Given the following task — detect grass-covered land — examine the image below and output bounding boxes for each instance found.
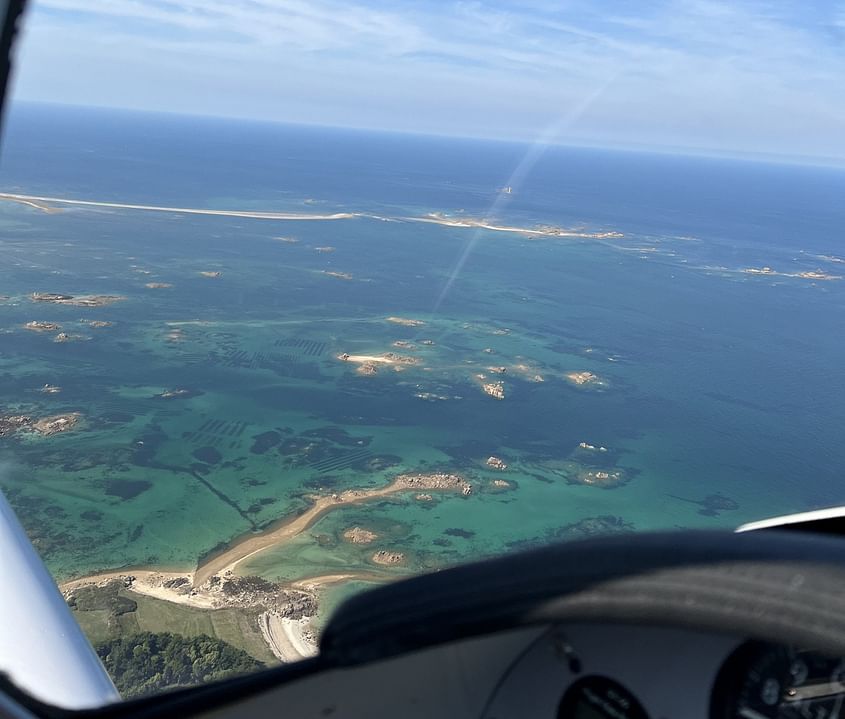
[68,581,278,694]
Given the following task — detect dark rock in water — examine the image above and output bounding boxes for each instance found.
[81,509,103,521]
[556,515,635,538]
[250,431,280,454]
[355,454,402,471]
[192,446,222,464]
[129,524,144,542]
[444,527,475,539]
[436,439,496,461]
[104,479,152,500]
[668,492,739,516]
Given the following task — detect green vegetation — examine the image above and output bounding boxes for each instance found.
[96,632,264,698]
[69,582,277,664]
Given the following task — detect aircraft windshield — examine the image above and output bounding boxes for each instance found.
[1,0,844,705]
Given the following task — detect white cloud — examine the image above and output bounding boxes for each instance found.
[10,0,845,159]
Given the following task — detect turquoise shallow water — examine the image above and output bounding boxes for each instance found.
[1,104,844,590]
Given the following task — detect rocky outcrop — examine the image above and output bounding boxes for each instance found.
[342,526,378,544]
[486,456,508,470]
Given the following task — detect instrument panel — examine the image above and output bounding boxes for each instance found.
[483,624,845,719]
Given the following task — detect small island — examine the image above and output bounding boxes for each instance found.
[386,316,425,327]
[482,381,505,400]
[0,412,81,437]
[565,371,606,389]
[23,321,61,332]
[31,292,124,307]
[486,456,508,470]
[342,527,378,544]
[371,550,405,566]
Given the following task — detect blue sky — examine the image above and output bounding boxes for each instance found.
[10,0,845,159]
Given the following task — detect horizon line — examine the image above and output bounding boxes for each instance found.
[8,98,845,172]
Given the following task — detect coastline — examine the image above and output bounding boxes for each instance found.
[192,472,471,586]
[0,192,620,238]
[59,473,472,662]
[0,192,357,221]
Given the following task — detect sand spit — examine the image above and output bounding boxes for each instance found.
[408,213,623,239]
[60,472,470,661]
[193,472,471,586]
[0,193,357,221]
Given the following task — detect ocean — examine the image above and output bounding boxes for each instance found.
[1,102,844,603]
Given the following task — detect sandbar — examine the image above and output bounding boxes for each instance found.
[193,472,470,586]
[408,213,623,239]
[0,193,357,221]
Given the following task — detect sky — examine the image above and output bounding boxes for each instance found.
[9,0,845,160]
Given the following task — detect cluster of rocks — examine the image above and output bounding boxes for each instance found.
[394,472,472,496]
[482,381,505,400]
[156,388,192,399]
[23,321,61,332]
[569,468,627,489]
[0,415,32,437]
[145,282,173,289]
[54,332,85,343]
[199,271,222,278]
[486,456,508,470]
[82,320,112,328]
[386,316,425,327]
[565,371,604,388]
[382,352,418,365]
[204,574,317,618]
[371,550,405,566]
[0,412,80,437]
[490,479,512,489]
[343,526,378,544]
[357,362,378,376]
[31,292,124,307]
[578,442,608,452]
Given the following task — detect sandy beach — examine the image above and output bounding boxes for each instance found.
[59,473,470,661]
[259,614,317,662]
[0,193,357,221]
[194,472,469,585]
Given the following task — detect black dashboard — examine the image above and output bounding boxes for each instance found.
[13,529,845,719]
[485,623,845,719]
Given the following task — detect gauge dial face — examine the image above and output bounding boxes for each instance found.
[713,643,845,719]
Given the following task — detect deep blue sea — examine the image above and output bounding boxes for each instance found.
[1,102,844,590]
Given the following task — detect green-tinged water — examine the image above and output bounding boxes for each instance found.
[2,107,845,600]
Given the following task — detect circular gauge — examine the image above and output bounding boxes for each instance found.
[711,642,845,719]
[559,675,649,719]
